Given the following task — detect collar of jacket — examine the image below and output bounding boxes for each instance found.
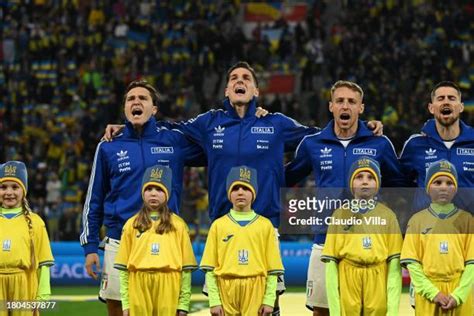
[223,97,257,119]
[124,116,158,138]
[421,119,473,143]
[319,119,373,141]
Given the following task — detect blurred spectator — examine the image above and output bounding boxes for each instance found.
[57,203,80,241]
[1,1,473,240]
[46,172,62,209]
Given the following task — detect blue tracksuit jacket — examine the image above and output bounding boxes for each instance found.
[285,120,404,243]
[166,97,318,227]
[80,117,205,255]
[399,119,474,212]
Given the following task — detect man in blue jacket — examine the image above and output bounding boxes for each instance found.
[80,80,205,316]
[400,81,474,213]
[399,81,474,310]
[104,63,382,314]
[106,62,323,227]
[175,61,321,228]
[285,80,404,316]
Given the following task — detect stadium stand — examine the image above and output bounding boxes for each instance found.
[1,0,472,240]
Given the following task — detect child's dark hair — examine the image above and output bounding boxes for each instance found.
[133,204,174,235]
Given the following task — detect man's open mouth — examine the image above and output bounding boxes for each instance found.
[441,107,452,115]
[234,87,246,95]
[132,107,143,117]
[340,113,351,121]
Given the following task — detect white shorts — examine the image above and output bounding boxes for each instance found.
[99,237,121,302]
[275,229,286,294]
[306,243,328,310]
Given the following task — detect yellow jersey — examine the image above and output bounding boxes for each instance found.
[322,203,403,265]
[401,208,474,281]
[200,213,284,277]
[114,213,197,272]
[0,212,54,273]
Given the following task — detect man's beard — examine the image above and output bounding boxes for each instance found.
[437,115,458,127]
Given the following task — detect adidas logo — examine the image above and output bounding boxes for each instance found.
[425,148,436,156]
[425,148,437,159]
[116,150,128,158]
[214,125,225,134]
[320,147,332,155]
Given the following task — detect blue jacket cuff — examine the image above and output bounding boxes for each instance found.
[83,243,99,256]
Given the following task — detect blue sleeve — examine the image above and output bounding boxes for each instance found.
[157,120,207,166]
[285,138,313,186]
[181,135,207,167]
[380,136,408,187]
[163,113,209,144]
[157,120,176,130]
[399,137,418,187]
[276,113,320,152]
[80,142,108,255]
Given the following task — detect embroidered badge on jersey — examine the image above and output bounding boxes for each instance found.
[439,241,449,254]
[2,239,11,252]
[238,249,249,265]
[362,236,372,249]
[151,243,160,255]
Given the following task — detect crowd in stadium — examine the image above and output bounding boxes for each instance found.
[1,0,473,241]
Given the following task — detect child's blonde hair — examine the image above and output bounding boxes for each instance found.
[133,203,175,235]
[22,198,36,270]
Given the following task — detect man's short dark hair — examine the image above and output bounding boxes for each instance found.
[124,79,161,107]
[226,61,259,87]
[431,81,462,101]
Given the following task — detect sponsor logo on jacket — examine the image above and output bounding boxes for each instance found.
[320,147,332,158]
[151,147,174,154]
[251,127,274,134]
[425,148,438,159]
[116,150,129,162]
[213,125,225,137]
[457,148,474,156]
[353,148,376,156]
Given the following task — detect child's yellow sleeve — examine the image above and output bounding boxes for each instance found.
[114,221,132,271]
[180,222,197,270]
[465,215,474,264]
[35,217,54,267]
[400,217,421,266]
[387,215,403,261]
[200,222,218,271]
[265,225,284,275]
[321,209,342,262]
